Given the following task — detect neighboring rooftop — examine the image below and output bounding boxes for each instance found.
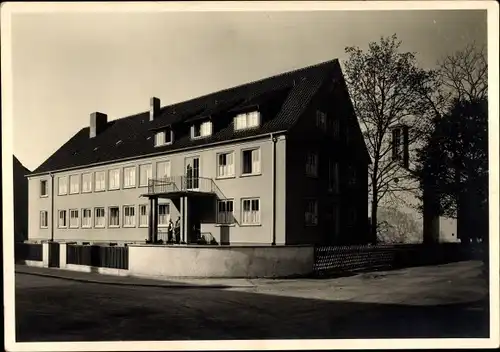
[30,59,344,175]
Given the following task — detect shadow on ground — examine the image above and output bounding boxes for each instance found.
[15,273,489,342]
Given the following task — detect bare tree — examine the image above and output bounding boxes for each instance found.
[377,206,422,244]
[343,34,438,243]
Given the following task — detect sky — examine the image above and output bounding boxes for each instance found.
[8,5,487,171]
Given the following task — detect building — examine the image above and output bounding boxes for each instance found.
[26,59,370,246]
[14,155,30,242]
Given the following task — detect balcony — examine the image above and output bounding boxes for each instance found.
[144,176,217,198]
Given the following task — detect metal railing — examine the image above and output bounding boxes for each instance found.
[147,176,216,195]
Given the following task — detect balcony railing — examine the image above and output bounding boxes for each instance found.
[147,176,216,196]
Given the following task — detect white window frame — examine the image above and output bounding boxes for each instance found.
[241,148,261,176]
[217,199,234,225]
[69,174,80,194]
[58,210,67,228]
[108,169,121,190]
[316,110,327,131]
[58,176,68,195]
[69,209,79,229]
[305,152,318,177]
[40,180,48,197]
[94,207,105,228]
[234,111,261,131]
[305,199,318,226]
[191,121,213,139]
[139,204,149,228]
[123,166,137,189]
[158,203,170,227]
[108,206,120,228]
[154,128,173,147]
[94,171,106,192]
[139,164,153,187]
[40,211,48,229]
[81,208,92,228]
[216,151,235,178]
[156,161,171,180]
[82,173,92,193]
[241,198,261,225]
[123,205,136,228]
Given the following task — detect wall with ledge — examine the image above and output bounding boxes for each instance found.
[127,244,314,278]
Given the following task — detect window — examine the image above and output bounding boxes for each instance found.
[124,166,136,188]
[69,209,79,228]
[40,180,48,197]
[242,148,261,175]
[58,176,68,195]
[155,128,173,147]
[40,211,48,228]
[139,164,153,186]
[58,210,67,228]
[234,111,261,130]
[392,125,410,168]
[94,208,105,228]
[191,121,213,139]
[305,199,318,226]
[123,205,136,227]
[316,110,327,131]
[331,119,340,138]
[94,171,106,191]
[139,204,149,227]
[241,198,260,225]
[69,175,80,194]
[82,173,92,193]
[158,203,170,227]
[392,127,402,160]
[217,200,234,224]
[156,161,171,179]
[82,208,92,228]
[306,152,318,177]
[328,160,339,192]
[217,152,235,178]
[109,207,120,227]
[348,165,357,186]
[108,169,120,190]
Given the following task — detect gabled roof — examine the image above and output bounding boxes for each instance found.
[30,59,342,175]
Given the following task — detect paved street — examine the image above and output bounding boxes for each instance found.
[15,261,489,341]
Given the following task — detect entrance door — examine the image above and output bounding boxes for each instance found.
[185,157,200,191]
[48,242,60,268]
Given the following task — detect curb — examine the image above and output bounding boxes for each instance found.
[15,270,236,289]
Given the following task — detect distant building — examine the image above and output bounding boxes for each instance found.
[14,155,30,242]
[26,59,371,246]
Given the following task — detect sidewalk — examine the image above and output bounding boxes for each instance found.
[15,264,256,288]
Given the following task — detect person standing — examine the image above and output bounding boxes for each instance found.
[174,217,181,244]
[167,219,174,243]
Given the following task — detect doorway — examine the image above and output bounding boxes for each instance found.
[185,157,200,191]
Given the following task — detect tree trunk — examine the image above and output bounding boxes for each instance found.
[370,190,378,245]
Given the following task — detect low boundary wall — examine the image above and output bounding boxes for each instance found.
[127,245,314,278]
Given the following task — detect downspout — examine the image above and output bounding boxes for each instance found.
[271,134,277,246]
[49,173,55,242]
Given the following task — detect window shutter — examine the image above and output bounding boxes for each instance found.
[252,149,261,173]
[403,125,410,168]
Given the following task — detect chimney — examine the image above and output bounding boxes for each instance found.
[150,97,161,121]
[90,112,108,138]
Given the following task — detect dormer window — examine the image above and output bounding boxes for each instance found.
[234,111,261,131]
[154,128,173,147]
[191,121,212,139]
